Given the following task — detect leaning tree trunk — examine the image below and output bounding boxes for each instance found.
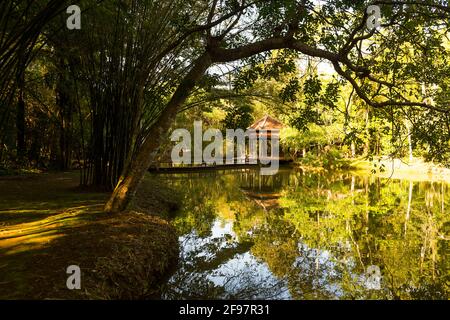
[104,52,212,213]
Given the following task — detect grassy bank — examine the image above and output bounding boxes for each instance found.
[350,157,450,182]
[292,155,450,182]
[0,171,180,299]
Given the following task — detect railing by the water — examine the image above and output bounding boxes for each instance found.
[149,157,291,172]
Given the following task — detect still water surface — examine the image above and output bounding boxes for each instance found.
[158,167,449,299]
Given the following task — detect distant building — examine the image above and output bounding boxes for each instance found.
[247,115,285,160]
[152,115,287,169]
[247,115,284,138]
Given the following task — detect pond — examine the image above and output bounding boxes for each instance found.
[157,166,449,300]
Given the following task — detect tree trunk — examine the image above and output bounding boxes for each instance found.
[56,58,73,170]
[363,108,370,156]
[406,120,413,163]
[104,52,213,213]
[404,180,413,236]
[16,74,26,162]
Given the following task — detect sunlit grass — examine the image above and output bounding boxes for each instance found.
[0,205,104,256]
[0,171,108,257]
[1,231,63,255]
[349,157,450,182]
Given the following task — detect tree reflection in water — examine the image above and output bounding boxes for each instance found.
[159,167,449,300]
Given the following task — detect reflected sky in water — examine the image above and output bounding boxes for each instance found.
[158,167,449,300]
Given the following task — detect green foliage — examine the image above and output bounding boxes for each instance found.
[222,103,254,130]
[279,77,300,102]
[303,75,322,106]
[233,51,298,95]
[281,123,349,169]
[412,110,450,166]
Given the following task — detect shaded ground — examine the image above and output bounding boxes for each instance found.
[0,172,180,299]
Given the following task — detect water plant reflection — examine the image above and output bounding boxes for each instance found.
[160,168,449,300]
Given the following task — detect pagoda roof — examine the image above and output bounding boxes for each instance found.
[247,115,284,130]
